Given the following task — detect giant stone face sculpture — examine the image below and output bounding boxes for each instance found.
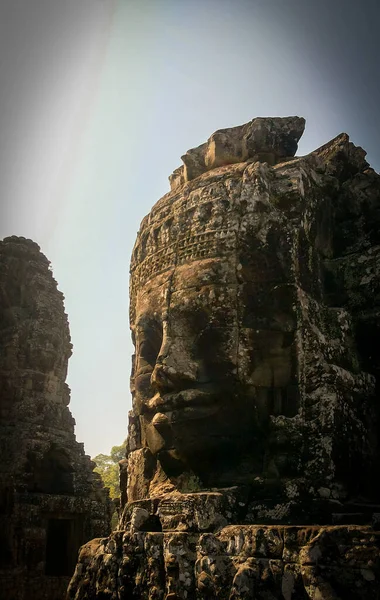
[130,174,301,490]
[68,118,380,600]
[126,116,379,524]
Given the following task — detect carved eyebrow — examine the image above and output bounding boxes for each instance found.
[135,313,156,326]
[135,315,163,332]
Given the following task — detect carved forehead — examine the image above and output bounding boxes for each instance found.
[129,169,244,289]
[131,270,172,325]
[171,258,236,290]
[131,258,239,325]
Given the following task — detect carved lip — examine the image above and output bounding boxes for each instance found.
[145,387,218,413]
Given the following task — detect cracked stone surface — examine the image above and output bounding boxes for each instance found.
[0,236,112,600]
[68,525,380,599]
[68,117,380,598]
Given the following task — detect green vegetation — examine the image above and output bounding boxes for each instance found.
[180,473,202,493]
[92,441,126,499]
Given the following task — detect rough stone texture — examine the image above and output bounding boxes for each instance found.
[68,525,380,600]
[0,236,112,600]
[169,116,305,190]
[68,117,380,598]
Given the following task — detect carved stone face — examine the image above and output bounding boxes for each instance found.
[133,259,238,407]
[129,155,303,486]
[131,247,298,482]
[126,119,378,510]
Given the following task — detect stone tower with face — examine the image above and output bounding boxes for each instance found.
[124,117,380,525]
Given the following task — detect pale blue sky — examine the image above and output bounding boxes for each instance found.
[1,0,379,456]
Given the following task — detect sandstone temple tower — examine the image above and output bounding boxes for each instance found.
[0,236,111,600]
[69,116,380,599]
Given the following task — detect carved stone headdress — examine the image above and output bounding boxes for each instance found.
[130,116,306,320]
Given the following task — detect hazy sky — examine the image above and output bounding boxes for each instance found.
[1,0,379,457]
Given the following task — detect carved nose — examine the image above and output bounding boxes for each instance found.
[151,363,176,392]
[150,359,197,393]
